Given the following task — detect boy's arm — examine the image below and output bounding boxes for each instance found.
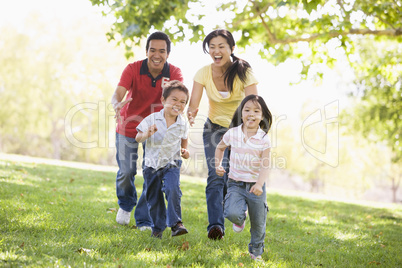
[135,124,157,143]
[215,140,228,177]
[250,148,271,196]
[181,138,190,159]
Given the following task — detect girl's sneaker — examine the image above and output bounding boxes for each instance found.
[232,211,247,233]
[250,253,262,261]
[232,222,245,233]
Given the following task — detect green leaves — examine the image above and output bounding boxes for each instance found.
[89,0,199,58]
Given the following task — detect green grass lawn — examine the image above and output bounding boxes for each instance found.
[0,156,401,267]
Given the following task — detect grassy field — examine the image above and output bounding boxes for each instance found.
[0,155,401,267]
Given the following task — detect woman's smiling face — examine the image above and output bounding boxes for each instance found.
[208,36,234,67]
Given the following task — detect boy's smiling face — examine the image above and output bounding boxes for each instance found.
[162,89,188,118]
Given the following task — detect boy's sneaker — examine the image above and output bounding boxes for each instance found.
[151,231,163,239]
[208,225,224,240]
[171,222,188,237]
[138,226,152,231]
[250,253,262,261]
[116,208,131,225]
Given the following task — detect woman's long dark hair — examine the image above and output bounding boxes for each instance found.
[203,29,251,93]
[230,95,272,134]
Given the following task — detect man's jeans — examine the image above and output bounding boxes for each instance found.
[143,161,183,232]
[115,133,152,227]
[203,118,229,232]
[224,179,269,256]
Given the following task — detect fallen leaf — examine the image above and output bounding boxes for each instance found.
[181,241,189,251]
[106,208,117,212]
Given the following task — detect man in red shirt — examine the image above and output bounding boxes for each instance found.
[111,31,184,229]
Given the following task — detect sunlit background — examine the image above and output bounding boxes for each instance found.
[1,0,400,204]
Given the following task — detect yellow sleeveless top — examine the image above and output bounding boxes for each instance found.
[194,64,258,128]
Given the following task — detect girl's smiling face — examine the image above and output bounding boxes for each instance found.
[208,36,234,67]
[242,100,263,129]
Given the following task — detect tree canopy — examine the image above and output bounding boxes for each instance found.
[90,0,402,163]
[89,0,401,73]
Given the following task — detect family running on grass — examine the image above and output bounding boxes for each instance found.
[111,29,272,261]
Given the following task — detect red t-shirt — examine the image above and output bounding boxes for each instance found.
[116,59,184,138]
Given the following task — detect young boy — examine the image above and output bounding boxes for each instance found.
[135,80,190,238]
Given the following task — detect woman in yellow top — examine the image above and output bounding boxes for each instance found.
[187,29,258,240]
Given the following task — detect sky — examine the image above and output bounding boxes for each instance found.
[0,0,354,125]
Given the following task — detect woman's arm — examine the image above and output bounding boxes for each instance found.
[187,81,203,126]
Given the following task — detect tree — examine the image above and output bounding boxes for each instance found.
[89,0,401,74]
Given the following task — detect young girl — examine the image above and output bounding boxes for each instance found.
[215,94,272,261]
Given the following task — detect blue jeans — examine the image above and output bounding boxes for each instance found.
[224,179,269,256]
[143,161,183,232]
[115,133,152,227]
[203,118,229,232]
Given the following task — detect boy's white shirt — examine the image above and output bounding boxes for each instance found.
[137,109,188,170]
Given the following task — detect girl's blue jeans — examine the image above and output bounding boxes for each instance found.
[115,132,152,227]
[143,160,183,232]
[224,179,269,256]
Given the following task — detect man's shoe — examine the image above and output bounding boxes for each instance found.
[171,222,188,237]
[138,226,152,231]
[208,225,224,240]
[151,231,163,239]
[116,208,131,225]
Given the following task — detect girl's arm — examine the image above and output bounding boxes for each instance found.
[245,84,258,96]
[250,148,271,196]
[187,81,203,126]
[181,138,190,159]
[215,140,228,176]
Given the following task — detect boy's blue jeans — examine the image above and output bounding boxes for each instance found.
[203,118,229,232]
[224,179,269,257]
[115,133,152,227]
[143,160,183,232]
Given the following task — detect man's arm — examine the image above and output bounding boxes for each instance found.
[111,86,131,123]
